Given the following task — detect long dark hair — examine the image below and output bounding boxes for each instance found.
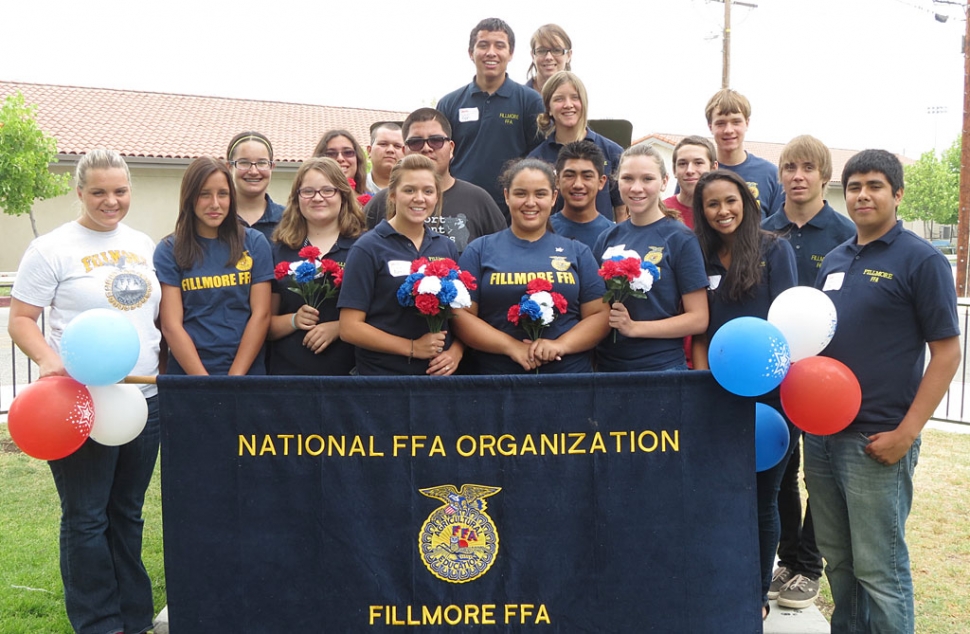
[312,130,367,195]
[692,170,776,301]
[173,157,244,269]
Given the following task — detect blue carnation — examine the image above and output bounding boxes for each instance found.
[519,299,542,321]
[438,279,458,304]
[641,261,660,279]
[294,261,317,284]
[445,269,459,281]
[608,255,625,262]
[396,280,415,307]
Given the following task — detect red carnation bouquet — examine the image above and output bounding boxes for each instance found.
[273,245,343,309]
[397,257,477,333]
[507,278,568,342]
[598,249,661,342]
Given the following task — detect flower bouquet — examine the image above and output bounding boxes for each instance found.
[597,247,660,342]
[507,278,568,342]
[396,258,477,333]
[273,245,343,309]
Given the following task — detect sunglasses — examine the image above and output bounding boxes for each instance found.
[404,136,451,152]
[324,149,358,160]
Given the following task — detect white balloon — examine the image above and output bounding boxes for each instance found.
[86,384,149,446]
[768,287,838,362]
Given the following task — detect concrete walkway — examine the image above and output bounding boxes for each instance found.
[765,600,829,633]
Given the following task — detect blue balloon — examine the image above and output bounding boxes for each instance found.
[61,309,141,386]
[755,403,791,472]
[709,317,790,397]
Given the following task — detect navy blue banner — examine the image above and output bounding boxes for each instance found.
[159,373,760,632]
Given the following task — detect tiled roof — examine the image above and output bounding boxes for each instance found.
[635,132,913,184]
[0,81,410,163]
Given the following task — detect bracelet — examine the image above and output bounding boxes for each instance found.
[409,339,414,360]
[291,313,298,330]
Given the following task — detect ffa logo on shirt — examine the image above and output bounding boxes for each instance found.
[549,256,571,272]
[236,251,253,272]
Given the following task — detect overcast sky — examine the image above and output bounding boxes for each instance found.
[2,0,964,159]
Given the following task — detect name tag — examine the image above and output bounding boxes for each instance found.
[823,272,845,291]
[708,275,721,290]
[459,107,480,123]
[388,260,412,277]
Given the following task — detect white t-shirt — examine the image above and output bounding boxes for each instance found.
[12,221,162,397]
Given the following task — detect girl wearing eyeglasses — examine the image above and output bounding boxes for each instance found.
[338,155,462,376]
[155,157,274,375]
[226,131,283,242]
[267,158,366,375]
[528,71,625,222]
[313,129,368,197]
[525,24,573,94]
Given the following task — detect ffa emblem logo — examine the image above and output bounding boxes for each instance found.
[418,484,501,584]
[549,256,571,272]
[236,251,253,272]
[105,269,151,311]
[644,246,664,266]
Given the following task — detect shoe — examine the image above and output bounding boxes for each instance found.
[767,565,792,600]
[777,573,820,609]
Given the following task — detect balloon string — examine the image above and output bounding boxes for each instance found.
[123,375,158,385]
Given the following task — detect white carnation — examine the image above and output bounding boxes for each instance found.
[601,245,641,261]
[630,269,655,293]
[450,282,472,309]
[417,276,442,295]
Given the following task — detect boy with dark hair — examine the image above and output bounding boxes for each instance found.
[438,18,544,222]
[663,135,717,229]
[704,89,783,216]
[550,140,613,248]
[762,135,855,609]
[808,149,960,632]
[363,108,505,254]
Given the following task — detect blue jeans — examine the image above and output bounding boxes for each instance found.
[756,419,795,604]
[48,395,160,634]
[804,431,919,634]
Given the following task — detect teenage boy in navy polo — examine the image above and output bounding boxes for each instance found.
[363,108,506,253]
[437,18,544,223]
[550,140,614,249]
[807,149,960,632]
[761,135,856,609]
[704,89,783,216]
[663,136,718,229]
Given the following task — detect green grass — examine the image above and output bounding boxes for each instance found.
[1,426,968,632]
[0,430,164,633]
[0,286,11,297]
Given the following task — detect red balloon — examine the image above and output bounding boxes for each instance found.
[8,376,94,460]
[781,357,862,435]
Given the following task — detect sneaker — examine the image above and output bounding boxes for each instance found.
[777,573,820,609]
[767,565,793,600]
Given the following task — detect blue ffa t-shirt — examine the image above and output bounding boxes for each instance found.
[438,75,544,215]
[270,237,357,376]
[816,221,960,433]
[720,152,784,217]
[458,229,605,374]
[762,202,856,286]
[528,128,624,220]
[154,228,274,375]
[592,217,709,371]
[337,220,460,376]
[550,213,613,250]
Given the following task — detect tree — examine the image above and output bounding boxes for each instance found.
[898,136,960,238]
[0,92,71,237]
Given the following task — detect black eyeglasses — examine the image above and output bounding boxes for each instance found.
[297,187,339,200]
[324,149,357,160]
[230,159,273,171]
[533,47,569,57]
[404,136,451,152]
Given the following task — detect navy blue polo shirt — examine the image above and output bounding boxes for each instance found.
[438,75,544,214]
[337,220,459,376]
[550,213,613,249]
[239,193,284,243]
[762,202,856,286]
[705,236,797,339]
[528,128,624,220]
[720,152,784,217]
[458,229,605,374]
[270,236,358,376]
[593,217,709,372]
[816,221,959,433]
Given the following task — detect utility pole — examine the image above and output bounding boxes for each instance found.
[712,0,758,89]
